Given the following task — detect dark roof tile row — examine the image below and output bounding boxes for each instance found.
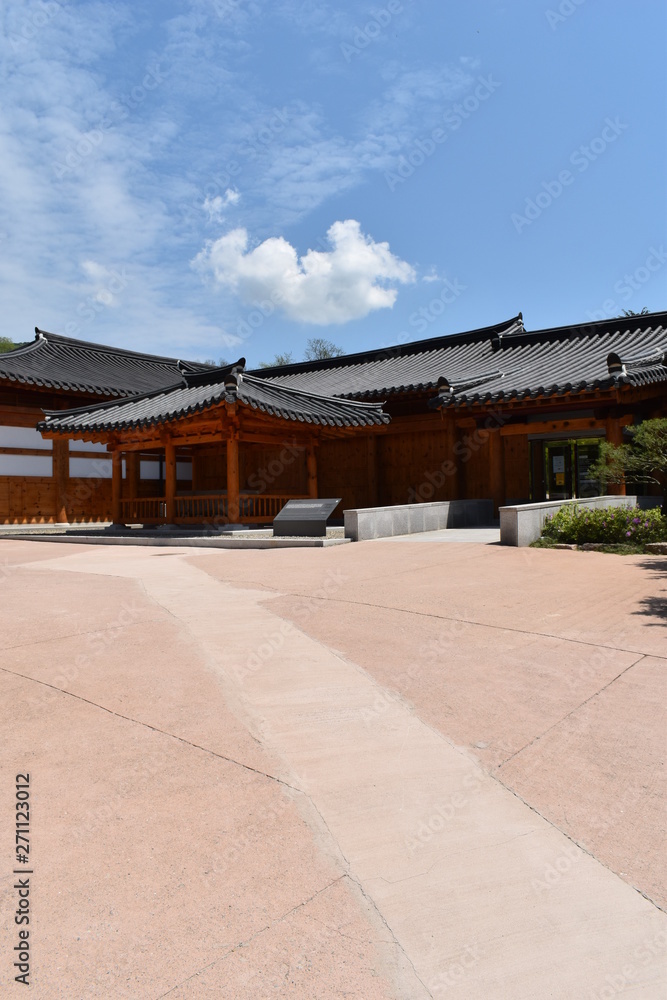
[38,363,390,436]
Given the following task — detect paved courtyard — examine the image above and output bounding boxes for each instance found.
[1,537,665,998]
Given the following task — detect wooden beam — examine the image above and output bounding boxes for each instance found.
[111,450,123,524]
[52,437,69,524]
[226,431,240,523]
[500,417,606,437]
[306,442,318,499]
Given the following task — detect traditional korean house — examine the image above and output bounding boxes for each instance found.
[0,329,220,523]
[254,311,667,515]
[1,311,666,525]
[36,361,388,526]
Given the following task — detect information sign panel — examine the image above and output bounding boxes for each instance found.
[273,498,341,537]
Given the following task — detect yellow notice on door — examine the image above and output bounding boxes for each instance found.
[555,472,565,485]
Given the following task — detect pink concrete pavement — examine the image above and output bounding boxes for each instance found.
[1,538,665,998]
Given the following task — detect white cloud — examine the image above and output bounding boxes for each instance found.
[203,188,240,222]
[193,219,415,324]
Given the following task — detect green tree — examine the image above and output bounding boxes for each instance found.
[620,307,649,317]
[303,337,344,360]
[0,337,22,354]
[589,418,667,512]
[257,351,294,368]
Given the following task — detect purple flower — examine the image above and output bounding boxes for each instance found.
[626,531,632,536]
[632,517,640,524]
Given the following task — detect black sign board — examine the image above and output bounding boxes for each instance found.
[273,498,341,537]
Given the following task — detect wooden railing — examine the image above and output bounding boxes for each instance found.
[175,494,228,523]
[120,497,166,523]
[175,493,309,525]
[120,493,309,526]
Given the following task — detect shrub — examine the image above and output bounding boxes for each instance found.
[541,504,667,546]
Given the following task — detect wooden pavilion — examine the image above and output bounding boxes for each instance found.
[36,361,389,527]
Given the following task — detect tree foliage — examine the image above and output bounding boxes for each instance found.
[303,337,344,361]
[0,337,23,354]
[257,351,294,368]
[589,419,667,500]
[257,338,344,367]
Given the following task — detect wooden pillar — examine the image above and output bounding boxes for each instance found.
[366,435,379,506]
[455,425,468,500]
[126,451,140,501]
[227,432,240,523]
[52,437,69,524]
[444,416,460,500]
[111,450,123,525]
[164,438,176,523]
[488,427,505,516]
[307,442,318,499]
[605,416,626,495]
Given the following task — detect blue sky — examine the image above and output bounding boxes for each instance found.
[1,0,665,366]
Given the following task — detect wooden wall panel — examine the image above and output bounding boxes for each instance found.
[503,435,530,504]
[65,478,113,522]
[240,443,306,494]
[460,430,492,503]
[319,438,369,512]
[377,425,460,507]
[0,476,55,523]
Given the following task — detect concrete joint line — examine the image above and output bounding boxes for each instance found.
[154,876,347,1000]
[498,652,648,768]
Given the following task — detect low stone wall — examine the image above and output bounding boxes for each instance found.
[344,499,494,541]
[499,495,647,547]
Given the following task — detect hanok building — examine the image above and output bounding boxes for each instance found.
[0,312,665,526]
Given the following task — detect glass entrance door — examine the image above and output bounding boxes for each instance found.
[540,438,601,501]
[544,441,572,500]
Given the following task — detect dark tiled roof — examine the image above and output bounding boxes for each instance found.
[251,316,525,399]
[0,329,212,397]
[252,312,667,405]
[37,362,390,436]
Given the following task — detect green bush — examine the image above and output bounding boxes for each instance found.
[541,504,667,545]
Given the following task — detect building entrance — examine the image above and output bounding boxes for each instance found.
[532,438,601,501]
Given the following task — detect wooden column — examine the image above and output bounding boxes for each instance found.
[605,416,626,495]
[488,427,505,516]
[164,438,176,523]
[455,425,467,500]
[444,415,460,500]
[306,442,318,499]
[52,437,69,524]
[366,435,379,506]
[227,432,240,523]
[126,451,140,503]
[111,450,123,525]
